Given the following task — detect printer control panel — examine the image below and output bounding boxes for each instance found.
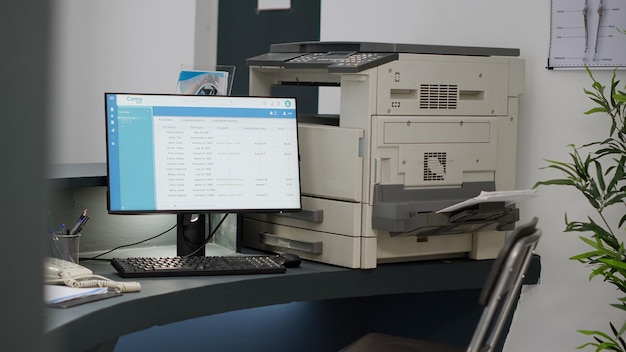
[247,51,398,73]
[287,51,356,66]
[285,51,397,72]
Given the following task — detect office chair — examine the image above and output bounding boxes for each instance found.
[340,217,541,352]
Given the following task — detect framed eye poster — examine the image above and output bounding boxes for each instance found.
[548,0,626,69]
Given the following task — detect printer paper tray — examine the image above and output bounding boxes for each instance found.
[242,218,363,269]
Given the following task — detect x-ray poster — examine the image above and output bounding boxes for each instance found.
[548,0,626,69]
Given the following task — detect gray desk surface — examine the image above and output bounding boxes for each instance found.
[43,255,541,352]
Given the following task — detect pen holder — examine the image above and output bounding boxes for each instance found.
[50,232,81,263]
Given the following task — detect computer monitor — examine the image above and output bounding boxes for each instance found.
[105,93,301,256]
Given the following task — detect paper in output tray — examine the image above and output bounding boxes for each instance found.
[437,189,537,213]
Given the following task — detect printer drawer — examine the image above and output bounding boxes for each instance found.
[244,196,362,237]
[242,217,363,268]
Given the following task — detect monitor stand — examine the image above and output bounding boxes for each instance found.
[177,214,206,256]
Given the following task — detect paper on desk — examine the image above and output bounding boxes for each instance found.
[44,285,108,304]
[436,189,537,213]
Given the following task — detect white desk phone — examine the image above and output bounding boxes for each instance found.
[44,256,141,293]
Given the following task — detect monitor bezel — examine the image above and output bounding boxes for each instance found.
[104,92,302,216]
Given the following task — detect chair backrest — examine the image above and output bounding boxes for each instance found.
[467,217,541,352]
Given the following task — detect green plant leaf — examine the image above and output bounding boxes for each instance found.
[534,179,577,187]
[595,160,607,191]
[610,322,626,351]
[617,320,626,336]
[575,236,615,256]
[589,264,612,281]
[598,259,626,270]
[586,107,611,115]
[610,303,626,311]
[542,157,580,175]
[619,214,626,228]
[577,329,620,351]
[571,250,608,261]
[542,67,626,352]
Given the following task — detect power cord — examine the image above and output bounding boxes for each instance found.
[82,223,177,261]
[183,213,229,257]
[80,213,229,261]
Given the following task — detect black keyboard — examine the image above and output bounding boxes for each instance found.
[111,255,287,278]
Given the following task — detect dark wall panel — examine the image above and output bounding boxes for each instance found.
[217,0,320,112]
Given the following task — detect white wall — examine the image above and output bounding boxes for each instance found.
[320,0,623,351]
[48,0,198,165]
[46,0,220,254]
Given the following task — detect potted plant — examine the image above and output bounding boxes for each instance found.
[534,67,626,351]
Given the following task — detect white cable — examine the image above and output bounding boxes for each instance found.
[60,272,141,293]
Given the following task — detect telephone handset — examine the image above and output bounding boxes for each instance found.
[44,256,93,284]
[44,256,141,293]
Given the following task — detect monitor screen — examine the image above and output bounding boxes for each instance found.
[105,93,301,215]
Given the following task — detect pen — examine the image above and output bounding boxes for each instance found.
[69,209,88,235]
[74,216,90,234]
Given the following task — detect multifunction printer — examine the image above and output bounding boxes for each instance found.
[242,41,525,269]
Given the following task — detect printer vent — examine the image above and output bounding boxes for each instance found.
[423,152,447,181]
[419,84,458,109]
